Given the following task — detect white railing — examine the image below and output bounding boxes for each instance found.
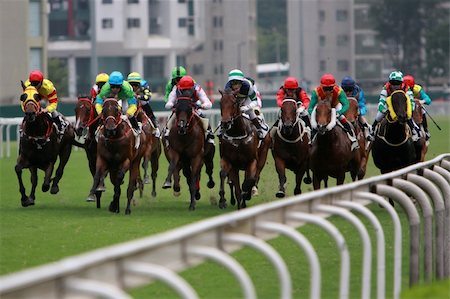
[0,154,449,299]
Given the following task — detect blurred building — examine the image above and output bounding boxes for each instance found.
[0,0,48,104]
[287,0,385,93]
[47,0,257,97]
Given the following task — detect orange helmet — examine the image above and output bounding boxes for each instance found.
[320,73,335,87]
[178,76,195,90]
[403,75,415,88]
[29,70,44,82]
[283,77,299,89]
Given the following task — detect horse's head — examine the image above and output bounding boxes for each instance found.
[102,98,121,137]
[219,88,241,131]
[280,98,297,135]
[387,90,411,125]
[312,98,337,135]
[174,91,194,135]
[20,85,41,123]
[412,98,423,125]
[74,96,93,136]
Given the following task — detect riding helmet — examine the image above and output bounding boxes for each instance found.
[341,76,355,88]
[283,77,299,89]
[320,73,336,86]
[171,66,187,79]
[388,71,403,82]
[403,75,415,88]
[95,73,109,83]
[29,70,44,82]
[127,72,142,83]
[228,69,245,82]
[108,71,124,85]
[178,76,195,90]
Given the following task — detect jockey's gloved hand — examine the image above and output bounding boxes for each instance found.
[296,106,305,114]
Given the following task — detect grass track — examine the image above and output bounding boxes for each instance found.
[1,116,449,297]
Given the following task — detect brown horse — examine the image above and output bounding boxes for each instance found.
[88,99,147,214]
[344,97,368,180]
[74,96,105,204]
[372,90,416,173]
[162,96,205,210]
[15,84,75,207]
[412,99,428,162]
[271,98,310,197]
[309,97,355,189]
[218,88,270,209]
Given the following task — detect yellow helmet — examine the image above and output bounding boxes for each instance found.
[127,72,142,83]
[95,73,109,83]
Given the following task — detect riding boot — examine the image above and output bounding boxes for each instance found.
[301,115,311,128]
[407,119,420,141]
[129,116,142,136]
[342,122,355,138]
[251,118,267,139]
[422,114,430,140]
[206,124,215,144]
[370,119,379,139]
[51,115,64,135]
[362,122,374,141]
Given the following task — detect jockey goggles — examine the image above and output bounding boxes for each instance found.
[129,82,140,88]
[230,80,242,86]
[342,86,354,92]
[323,86,333,92]
[110,84,121,89]
[389,80,403,86]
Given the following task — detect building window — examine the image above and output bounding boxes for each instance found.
[192,64,204,76]
[319,60,326,72]
[30,48,42,71]
[178,0,186,3]
[336,10,348,21]
[188,24,195,35]
[319,10,325,21]
[337,60,349,71]
[337,34,349,46]
[178,18,187,27]
[102,0,113,4]
[319,35,326,47]
[213,16,223,28]
[29,0,41,37]
[127,0,139,3]
[102,18,113,29]
[127,18,140,28]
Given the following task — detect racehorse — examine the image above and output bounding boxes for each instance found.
[162,94,206,210]
[344,97,368,180]
[88,98,147,214]
[218,88,269,209]
[74,96,104,204]
[412,98,428,162]
[372,90,416,173]
[271,98,310,197]
[15,84,75,207]
[309,97,355,189]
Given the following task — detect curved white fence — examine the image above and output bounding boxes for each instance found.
[0,154,449,299]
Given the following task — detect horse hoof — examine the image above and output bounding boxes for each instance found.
[144,176,150,184]
[276,191,285,198]
[173,191,180,197]
[251,186,259,196]
[303,177,312,184]
[230,198,236,206]
[207,181,215,189]
[242,192,251,202]
[162,182,172,189]
[125,209,131,215]
[50,185,59,194]
[96,185,106,192]
[42,184,50,192]
[86,194,96,202]
[219,201,227,209]
[189,205,195,211]
[195,191,201,200]
[21,198,35,207]
[174,186,181,193]
[151,191,157,197]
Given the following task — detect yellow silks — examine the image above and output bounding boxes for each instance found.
[386,90,412,121]
[21,86,40,112]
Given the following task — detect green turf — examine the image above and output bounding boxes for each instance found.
[0,116,449,298]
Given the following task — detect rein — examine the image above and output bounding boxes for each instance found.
[277,117,306,143]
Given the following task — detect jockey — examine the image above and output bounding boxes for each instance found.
[275,76,311,128]
[164,66,187,102]
[95,71,141,134]
[340,76,373,141]
[404,74,432,140]
[165,75,215,144]
[308,73,358,147]
[224,69,269,139]
[127,72,160,137]
[90,73,109,100]
[23,70,65,134]
[371,71,420,140]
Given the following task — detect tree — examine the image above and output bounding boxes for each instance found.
[370,0,449,84]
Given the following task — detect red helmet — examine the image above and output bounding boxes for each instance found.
[29,70,44,82]
[320,73,336,87]
[283,77,299,89]
[403,75,415,88]
[178,75,195,90]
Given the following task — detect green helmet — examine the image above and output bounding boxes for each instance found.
[171,66,187,79]
[228,69,245,81]
[389,71,403,82]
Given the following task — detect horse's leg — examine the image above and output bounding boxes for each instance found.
[242,160,258,203]
[41,162,55,193]
[229,169,242,209]
[312,172,321,190]
[15,157,30,206]
[109,168,126,214]
[163,150,179,189]
[126,160,141,215]
[253,136,271,195]
[336,174,345,186]
[219,161,230,209]
[204,143,215,189]
[274,157,287,198]
[51,140,73,194]
[142,156,150,184]
[173,163,181,196]
[188,156,203,211]
[28,167,38,205]
[89,158,107,209]
[294,167,306,195]
[150,144,161,197]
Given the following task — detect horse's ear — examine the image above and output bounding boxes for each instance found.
[21,80,26,91]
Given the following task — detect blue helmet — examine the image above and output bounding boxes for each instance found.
[341,76,355,88]
[108,71,124,85]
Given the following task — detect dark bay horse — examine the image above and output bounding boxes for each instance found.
[344,97,368,180]
[89,99,147,214]
[372,90,416,173]
[74,96,104,203]
[271,98,310,197]
[15,84,75,207]
[218,88,269,209]
[412,99,428,162]
[309,98,355,189]
[162,95,206,210]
